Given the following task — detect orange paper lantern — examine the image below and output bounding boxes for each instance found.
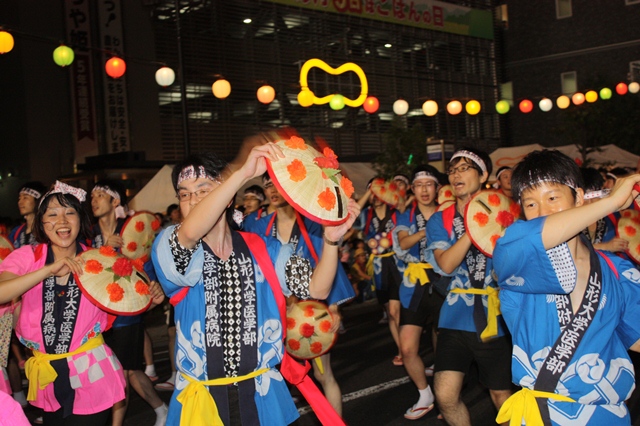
[446,101,462,115]
[363,96,379,113]
[518,99,533,113]
[257,85,275,104]
[571,92,585,105]
[616,82,628,95]
[105,57,126,78]
[557,95,571,109]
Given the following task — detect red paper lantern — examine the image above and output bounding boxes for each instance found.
[519,99,533,113]
[615,82,628,95]
[105,57,126,78]
[363,96,379,113]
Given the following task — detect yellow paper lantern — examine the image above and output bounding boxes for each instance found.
[422,100,438,116]
[465,100,481,115]
[571,92,585,105]
[447,101,462,115]
[257,85,275,104]
[585,90,598,103]
[556,95,570,109]
[213,79,231,99]
[297,89,314,107]
[0,31,14,54]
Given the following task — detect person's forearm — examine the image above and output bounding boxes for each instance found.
[433,234,472,274]
[309,242,340,300]
[0,269,51,304]
[398,230,423,251]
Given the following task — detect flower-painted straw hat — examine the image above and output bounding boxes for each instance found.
[464,191,520,257]
[266,136,354,225]
[369,178,405,208]
[285,300,337,360]
[0,235,14,264]
[120,211,162,261]
[617,209,640,264]
[75,247,152,315]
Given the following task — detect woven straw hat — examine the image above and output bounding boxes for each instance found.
[120,211,162,261]
[285,300,337,359]
[75,247,152,315]
[370,178,405,208]
[617,209,640,264]
[0,235,14,264]
[266,136,353,225]
[464,191,520,257]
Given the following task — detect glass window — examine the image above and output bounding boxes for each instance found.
[556,0,572,19]
[561,72,577,95]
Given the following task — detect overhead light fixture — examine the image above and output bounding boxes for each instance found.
[384,43,392,48]
[243,18,252,24]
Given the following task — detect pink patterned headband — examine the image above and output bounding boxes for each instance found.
[177,165,217,186]
[450,150,487,174]
[39,181,87,206]
[20,188,42,200]
[92,185,121,201]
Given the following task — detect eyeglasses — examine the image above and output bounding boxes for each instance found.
[412,181,437,190]
[176,188,213,202]
[446,164,474,175]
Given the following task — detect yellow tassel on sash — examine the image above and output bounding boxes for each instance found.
[25,334,105,401]
[496,388,575,426]
[450,286,501,341]
[403,263,432,285]
[177,368,269,426]
[365,252,395,277]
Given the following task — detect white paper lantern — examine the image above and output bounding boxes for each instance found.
[629,82,640,94]
[393,99,409,115]
[155,67,175,87]
[538,98,553,112]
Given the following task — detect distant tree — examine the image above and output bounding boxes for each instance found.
[373,118,429,177]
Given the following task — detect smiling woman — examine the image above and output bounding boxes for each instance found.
[0,181,126,426]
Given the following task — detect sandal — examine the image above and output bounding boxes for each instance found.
[404,403,435,420]
[155,381,175,391]
[392,355,403,366]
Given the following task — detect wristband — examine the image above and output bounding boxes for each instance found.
[323,234,342,246]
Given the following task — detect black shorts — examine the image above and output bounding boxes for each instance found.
[434,329,512,391]
[399,285,445,328]
[375,256,401,303]
[104,322,145,371]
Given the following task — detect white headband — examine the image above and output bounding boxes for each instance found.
[450,150,487,174]
[92,185,121,201]
[177,165,217,186]
[412,171,439,184]
[495,167,511,180]
[20,188,42,199]
[393,175,410,186]
[40,181,87,206]
[244,190,265,202]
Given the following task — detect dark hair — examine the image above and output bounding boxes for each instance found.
[32,193,94,244]
[495,166,512,178]
[244,184,265,198]
[92,179,127,205]
[19,181,47,199]
[261,171,272,185]
[449,147,493,178]
[511,150,584,203]
[166,203,179,215]
[411,164,441,184]
[171,152,227,191]
[581,167,605,192]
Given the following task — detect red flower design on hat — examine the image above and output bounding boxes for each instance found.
[389,182,398,191]
[340,176,354,198]
[488,193,501,207]
[288,339,301,351]
[625,226,636,237]
[300,323,315,338]
[310,342,323,354]
[112,257,133,277]
[287,317,296,330]
[444,189,453,198]
[473,212,489,227]
[0,247,10,260]
[509,202,521,218]
[319,320,332,333]
[99,246,117,257]
[314,148,339,169]
[490,234,500,248]
[636,243,640,255]
[131,258,145,273]
[106,282,124,302]
[318,188,336,211]
[496,210,515,229]
[127,242,138,253]
[85,259,104,274]
[287,159,307,182]
[135,221,145,232]
[303,305,315,317]
[151,219,161,231]
[135,280,150,295]
[285,136,306,150]
[632,216,640,226]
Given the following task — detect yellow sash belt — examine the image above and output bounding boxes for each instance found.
[404,262,433,285]
[25,334,105,401]
[366,251,395,276]
[496,388,575,426]
[177,368,269,426]
[450,286,501,341]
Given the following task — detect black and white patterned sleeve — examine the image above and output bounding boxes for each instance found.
[285,255,312,299]
[169,225,201,275]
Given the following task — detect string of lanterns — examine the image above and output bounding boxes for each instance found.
[1,29,638,115]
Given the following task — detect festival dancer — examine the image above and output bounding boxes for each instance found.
[0,181,126,425]
[151,147,358,425]
[9,182,47,249]
[494,149,640,425]
[242,185,266,217]
[494,166,513,199]
[90,180,168,426]
[425,148,512,426]
[393,165,444,420]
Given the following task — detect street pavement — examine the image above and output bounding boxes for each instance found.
[20,298,640,425]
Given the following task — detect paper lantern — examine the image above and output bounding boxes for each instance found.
[616,82,628,95]
[422,100,438,116]
[213,79,231,99]
[495,100,510,114]
[538,98,553,112]
[585,90,598,103]
[393,99,409,115]
[53,45,74,67]
[257,85,275,104]
[600,87,612,100]
[556,95,570,109]
[629,82,640,94]
[105,57,126,78]
[329,94,345,110]
[0,31,14,54]
[571,92,585,105]
[465,100,481,115]
[518,99,533,113]
[298,90,314,107]
[363,96,379,113]
[446,100,462,115]
[155,67,175,87]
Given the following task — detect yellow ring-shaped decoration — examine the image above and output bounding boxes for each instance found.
[298,59,368,107]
